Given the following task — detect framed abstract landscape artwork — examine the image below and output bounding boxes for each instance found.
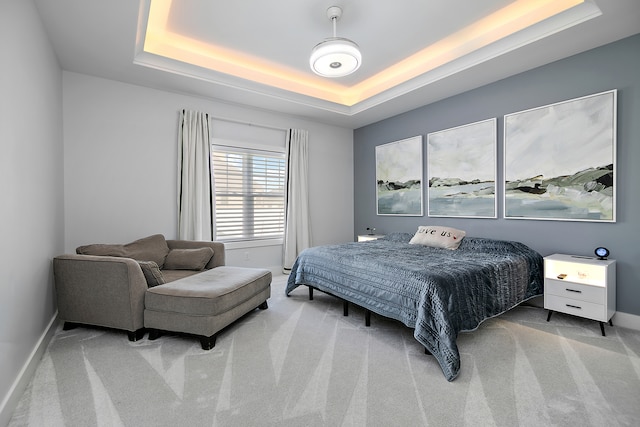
[376,136,423,216]
[427,118,497,218]
[504,90,616,222]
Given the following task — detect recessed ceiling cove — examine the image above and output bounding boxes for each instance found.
[134,0,601,115]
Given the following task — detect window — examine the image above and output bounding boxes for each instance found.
[212,143,286,243]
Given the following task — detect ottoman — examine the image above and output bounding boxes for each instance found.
[144,266,272,349]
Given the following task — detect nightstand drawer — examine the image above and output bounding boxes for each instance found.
[544,279,605,304]
[357,234,385,242]
[544,294,606,321]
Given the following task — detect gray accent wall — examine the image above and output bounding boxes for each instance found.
[354,34,640,316]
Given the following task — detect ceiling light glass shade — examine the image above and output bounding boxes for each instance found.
[310,37,362,78]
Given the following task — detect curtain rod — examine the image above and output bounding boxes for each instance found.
[209,115,288,133]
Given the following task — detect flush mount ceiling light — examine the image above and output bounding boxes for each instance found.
[310,6,362,78]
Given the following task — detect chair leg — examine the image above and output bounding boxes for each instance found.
[63,322,79,331]
[308,286,314,300]
[200,334,217,350]
[365,309,371,327]
[258,301,268,310]
[343,300,349,316]
[127,328,145,342]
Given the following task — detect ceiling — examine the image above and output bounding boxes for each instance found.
[34,0,640,128]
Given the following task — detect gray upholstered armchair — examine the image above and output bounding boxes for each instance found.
[53,234,225,341]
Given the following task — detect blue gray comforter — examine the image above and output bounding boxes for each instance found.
[286,233,544,381]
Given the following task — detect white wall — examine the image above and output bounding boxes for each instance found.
[63,72,354,269]
[0,1,64,424]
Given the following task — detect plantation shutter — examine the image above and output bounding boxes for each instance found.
[212,145,285,242]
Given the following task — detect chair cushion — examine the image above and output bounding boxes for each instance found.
[77,234,170,268]
[163,247,214,270]
[161,269,200,283]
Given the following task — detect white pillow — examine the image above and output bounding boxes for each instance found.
[409,226,466,250]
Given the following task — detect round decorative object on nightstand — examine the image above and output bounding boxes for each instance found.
[595,247,610,260]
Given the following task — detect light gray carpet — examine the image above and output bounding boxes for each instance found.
[9,274,640,426]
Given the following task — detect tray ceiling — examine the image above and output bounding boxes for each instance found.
[35,0,640,127]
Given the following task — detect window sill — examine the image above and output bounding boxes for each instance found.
[223,238,284,250]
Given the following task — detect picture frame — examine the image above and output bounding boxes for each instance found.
[504,90,616,222]
[427,118,497,218]
[376,135,423,216]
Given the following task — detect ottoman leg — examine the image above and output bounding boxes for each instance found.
[148,329,162,341]
[258,301,268,310]
[200,334,217,350]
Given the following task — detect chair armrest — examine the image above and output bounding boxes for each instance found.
[166,240,225,268]
[53,254,147,331]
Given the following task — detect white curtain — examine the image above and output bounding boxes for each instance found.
[283,129,312,271]
[177,109,214,240]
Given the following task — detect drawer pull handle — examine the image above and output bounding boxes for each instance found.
[566,288,582,293]
[566,304,582,310]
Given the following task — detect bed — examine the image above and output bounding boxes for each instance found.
[285,232,544,381]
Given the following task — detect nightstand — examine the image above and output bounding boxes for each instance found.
[544,253,616,336]
[357,234,385,242]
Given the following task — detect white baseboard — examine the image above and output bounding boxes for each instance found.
[0,312,58,427]
[270,266,287,276]
[612,311,640,331]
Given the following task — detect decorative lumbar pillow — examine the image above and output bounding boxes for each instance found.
[138,261,165,287]
[409,226,466,250]
[163,247,214,270]
[77,234,170,268]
